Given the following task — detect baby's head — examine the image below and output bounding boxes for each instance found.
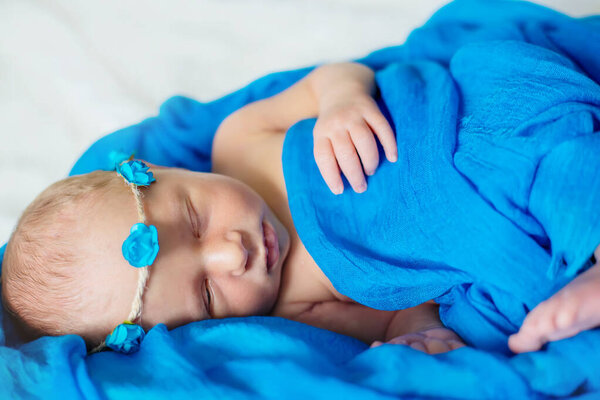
[2,165,290,349]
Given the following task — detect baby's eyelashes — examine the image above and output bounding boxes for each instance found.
[186,196,201,238]
[204,278,214,318]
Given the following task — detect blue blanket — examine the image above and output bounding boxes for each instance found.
[2,0,600,398]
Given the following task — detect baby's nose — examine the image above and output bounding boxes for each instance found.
[206,230,248,276]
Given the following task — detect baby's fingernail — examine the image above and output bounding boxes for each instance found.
[366,169,374,176]
[333,185,343,195]
[389,153,398,162]
[357,182,367,192]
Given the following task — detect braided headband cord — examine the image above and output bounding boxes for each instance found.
[89,180,151,354]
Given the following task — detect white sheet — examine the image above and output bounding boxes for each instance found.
[1,0,598,242]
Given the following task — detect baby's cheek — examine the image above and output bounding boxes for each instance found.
[229,285,277,317]
[141,291,196,329]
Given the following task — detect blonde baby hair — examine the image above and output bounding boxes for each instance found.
[1,171,124,346]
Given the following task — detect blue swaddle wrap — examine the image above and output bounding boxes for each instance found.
[1,1,600,398]
[284,38,600,351]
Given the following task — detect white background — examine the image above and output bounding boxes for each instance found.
[1,0,599,243]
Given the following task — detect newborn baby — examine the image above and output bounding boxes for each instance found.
[1,63,464,355]
[2,62,597,355]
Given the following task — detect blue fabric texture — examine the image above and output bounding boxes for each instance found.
[1,0,600,398]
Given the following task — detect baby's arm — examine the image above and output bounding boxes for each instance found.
[215,62,397,193]
[218,62,376,136]
[294,300,464,354]
[372,301,466,354]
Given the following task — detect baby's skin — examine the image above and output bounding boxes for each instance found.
[508,245,600,353]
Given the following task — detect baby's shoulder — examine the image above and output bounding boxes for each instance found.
[212,127,286,196]
[212,123,284,174]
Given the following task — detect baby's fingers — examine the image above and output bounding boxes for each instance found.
[365,109,397,163]
[331,131,367,193]
[348,121,379,176]
[404,337,456,354]
[448,340,467,350]
[314,137,344,194]
[422,338,453,354]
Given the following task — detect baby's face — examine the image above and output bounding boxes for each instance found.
[77,167,290,339]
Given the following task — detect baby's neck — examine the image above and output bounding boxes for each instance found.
[270,234,353,319]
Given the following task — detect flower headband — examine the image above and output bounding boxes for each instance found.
[89,160,159,355]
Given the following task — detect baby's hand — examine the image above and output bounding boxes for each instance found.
[509,246,600,353]
[313,94,397,194]
[370,327,466,355]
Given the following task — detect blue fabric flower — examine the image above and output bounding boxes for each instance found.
[122,223,159,268]
[105,322,145,354]
[116,160,156,186]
